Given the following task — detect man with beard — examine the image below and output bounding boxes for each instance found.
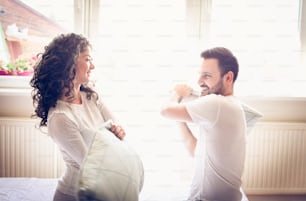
[161,47,246,201]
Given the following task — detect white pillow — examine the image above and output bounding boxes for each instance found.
[241,102,263,134]
[78,121,144,201]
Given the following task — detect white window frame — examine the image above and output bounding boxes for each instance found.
[74,0,100,39]
[299,0,306,64]
[185,0,212,41]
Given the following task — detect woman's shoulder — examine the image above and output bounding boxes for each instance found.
[48,100,75,120]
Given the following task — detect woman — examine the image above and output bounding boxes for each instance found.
[30,33,125,201]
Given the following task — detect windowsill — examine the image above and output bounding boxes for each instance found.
[0,76,32,96]
[0,75,32,89]
[239,96,306,123]
[0,87,32,96]
[0,76,305,121]
[0,76,33,117]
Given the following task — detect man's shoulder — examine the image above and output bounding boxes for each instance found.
[203,94,230,102]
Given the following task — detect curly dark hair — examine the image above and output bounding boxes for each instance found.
[30,33,97,127]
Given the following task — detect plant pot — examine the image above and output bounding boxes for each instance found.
[16,70,33,76]
[0,70,14,76]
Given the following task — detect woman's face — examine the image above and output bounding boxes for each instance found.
[75,47,95,85]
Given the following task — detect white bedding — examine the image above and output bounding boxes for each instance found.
[0,177,58,201]
[0,177,249,201]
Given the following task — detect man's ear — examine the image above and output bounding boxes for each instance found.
[224,71,234,84]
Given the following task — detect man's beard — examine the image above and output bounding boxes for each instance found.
[207,79,225,95]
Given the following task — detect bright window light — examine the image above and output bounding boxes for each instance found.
[7,1,306,198]
[209,0,303,97]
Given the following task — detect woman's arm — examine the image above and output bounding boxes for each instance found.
[96,97,126,140]
[48,113,88,165]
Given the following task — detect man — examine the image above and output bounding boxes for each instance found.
[161,47,246,201]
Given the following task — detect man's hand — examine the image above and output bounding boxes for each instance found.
[110,124,126,140]
[173,84,196,103]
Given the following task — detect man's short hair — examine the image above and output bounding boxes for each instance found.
[201,47,239,82]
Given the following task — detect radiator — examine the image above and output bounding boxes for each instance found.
[0,118,64,178]
[1,118,306,194]
[242,122,306,194]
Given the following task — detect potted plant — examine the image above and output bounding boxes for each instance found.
[0,54,37,76]
[0,59,14,75]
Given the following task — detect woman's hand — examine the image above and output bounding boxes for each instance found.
[110,124,126,140]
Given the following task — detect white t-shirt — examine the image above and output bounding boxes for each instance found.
[185,94,247,201]
[48,92,114,197]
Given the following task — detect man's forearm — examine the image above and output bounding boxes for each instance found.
[176,122,197,157]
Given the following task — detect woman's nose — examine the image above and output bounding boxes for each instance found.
[90,62,95,69]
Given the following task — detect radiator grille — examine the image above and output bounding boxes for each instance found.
[1,118,306,193]
[242,122,306,194]
[0,118,64,178]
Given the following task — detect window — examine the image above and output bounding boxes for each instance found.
[20,0,74,32]
[186,0,305,97]
[92,0,194,189]
[210,0,303,97]
[0,0,74,88]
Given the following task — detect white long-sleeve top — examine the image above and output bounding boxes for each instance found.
[48,92,115,197]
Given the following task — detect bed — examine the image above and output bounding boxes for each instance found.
[0,177,249,201]
[0,177,57,201]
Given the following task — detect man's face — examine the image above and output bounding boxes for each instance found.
[197,58,226,96]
